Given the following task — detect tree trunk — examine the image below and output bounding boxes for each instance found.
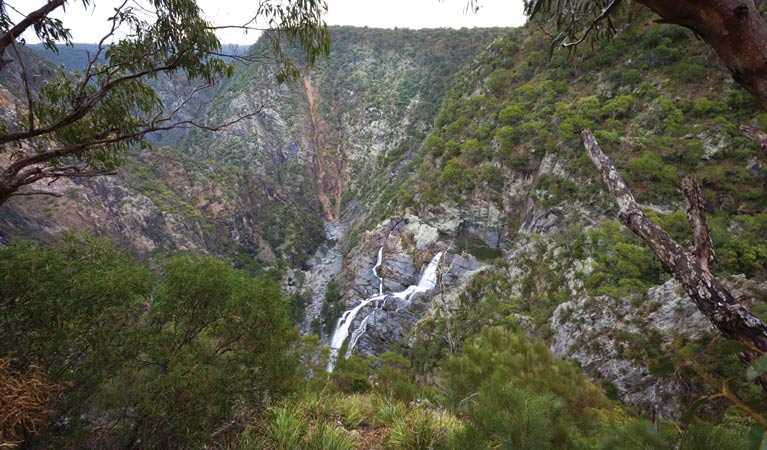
[580,129,767,388]
[739,124,767,159]
[681,174,715,272]
[637,0,767,107]
[0,176,13,206]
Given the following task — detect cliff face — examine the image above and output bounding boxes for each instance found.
[1,28,503,264]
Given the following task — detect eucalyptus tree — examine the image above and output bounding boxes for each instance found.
[0,0,329,204]
[524,0,767,107]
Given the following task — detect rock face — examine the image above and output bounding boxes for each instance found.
[420,201,508,249]
[299,221,345,334]
[1,29,502,262]
[311,212,488,357]
[337,247,484,358]
[550,277,767,420]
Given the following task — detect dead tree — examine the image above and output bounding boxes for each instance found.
[580,128,767,389]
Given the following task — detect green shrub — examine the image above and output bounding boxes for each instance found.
[498,100,525,125]
[389,407,459,450]
[601,94,637,119]
[443,327,609,424]
[692,97,728,116]
[306,422,358,450]
[451,386,569,450]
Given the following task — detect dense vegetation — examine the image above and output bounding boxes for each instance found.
[0,238,299,448]
[361,21,767,298]
[335,18,767,449]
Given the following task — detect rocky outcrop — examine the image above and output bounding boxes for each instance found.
[550,276,767,420]
[349,251,484,358]
[299,221,345,334]
[420,201,508,249]
[316,212,488,357]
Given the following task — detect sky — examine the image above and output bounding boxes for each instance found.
[17,0,527,45]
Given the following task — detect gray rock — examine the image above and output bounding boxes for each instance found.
[550,277,766,420]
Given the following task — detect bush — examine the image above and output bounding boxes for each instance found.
[692,97,728,116]
[451,385,568,450]
[389,407,459,450]
[443,327,609,431]
[0,239,300,449]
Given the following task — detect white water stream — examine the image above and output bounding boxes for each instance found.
[327,249,443,371]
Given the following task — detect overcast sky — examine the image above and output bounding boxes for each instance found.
[19,0,526,45]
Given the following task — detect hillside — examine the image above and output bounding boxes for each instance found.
[322,22,767,421]
[1,28,504,265]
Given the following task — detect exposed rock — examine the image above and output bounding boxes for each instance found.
[300,221,345,335]
[352,252,485,358]
[419,201,508,248]
[550,277,767,420]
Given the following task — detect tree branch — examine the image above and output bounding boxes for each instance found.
[3,102,264,192]
[580,128,767,389]
[0,56,186,159]
[8,36,34,131]
[681,174,715,271]
[0,0,65,68]
[561,0,623,48]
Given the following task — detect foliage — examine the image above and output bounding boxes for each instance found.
[0,0,329,203]
[331,354,373,393]
[320,281,344,335]
[0,238,299,449]
[442,327,610,442]
[130,255,299,448]
[451,385,570,450]
[585,221,667,298]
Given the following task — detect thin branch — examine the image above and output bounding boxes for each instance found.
[0,0,65,67]
[8,35,34,131]
[688,364,767,427]
[76,0,128,104]
[0,56,187,157]
[681,174,715,271]
[561,0,622,48]
[5,102,265,188]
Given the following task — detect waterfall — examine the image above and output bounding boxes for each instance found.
[346,313,371,358]
[327,294,384,371]
[327,250,443,371]
[373,246,383,296]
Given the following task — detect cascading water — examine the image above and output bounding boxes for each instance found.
[327,249,443,371]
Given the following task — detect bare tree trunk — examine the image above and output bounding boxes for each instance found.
[637,0,767,107]
[580,129,767,388]
[739,124,767,160]
[681,174,715,272]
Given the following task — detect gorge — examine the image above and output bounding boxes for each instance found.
[2,20,767,450]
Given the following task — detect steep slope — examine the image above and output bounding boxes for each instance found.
[0,28,504,265]
[321,24,767,418]
[180,27,507,222]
